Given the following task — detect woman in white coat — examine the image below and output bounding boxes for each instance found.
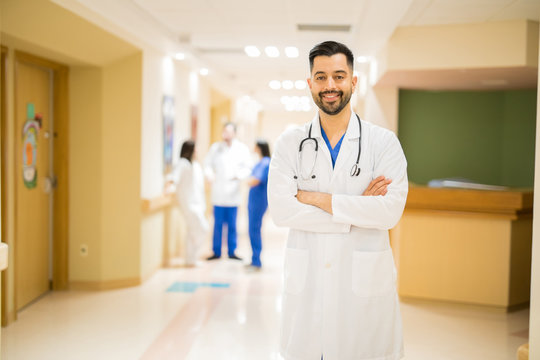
[172,140,209,267]
[268,41,408,360]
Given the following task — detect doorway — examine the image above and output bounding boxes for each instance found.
[7,51,68,317]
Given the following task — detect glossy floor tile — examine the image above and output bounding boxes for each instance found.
[1,222,529,360]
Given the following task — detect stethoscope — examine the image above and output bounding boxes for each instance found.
[295,114,362,180]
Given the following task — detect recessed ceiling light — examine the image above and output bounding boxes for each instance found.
[199,68,209,76]
[295,80,306,90]
[269,80,281,90]
[356,56,369,63]
[282,80,294,90]
[245,46,261,57]
[285,46,299,58]
[265,46,280,58]
[174,52,185,60]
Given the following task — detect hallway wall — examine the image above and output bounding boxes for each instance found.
[139,49,213,278]
[0,0,208,318]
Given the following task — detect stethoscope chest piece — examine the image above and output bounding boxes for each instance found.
[350,163,360,177]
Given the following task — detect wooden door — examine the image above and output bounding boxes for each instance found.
[15,60,52,310]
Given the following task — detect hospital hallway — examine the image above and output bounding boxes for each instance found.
[0,220,529,360]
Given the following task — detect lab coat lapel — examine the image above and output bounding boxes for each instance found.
[331,113,358,179]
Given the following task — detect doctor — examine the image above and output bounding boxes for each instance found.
[205,122,252,261]
[268,41,408,360]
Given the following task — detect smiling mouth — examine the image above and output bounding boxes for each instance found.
[321,92,341,102]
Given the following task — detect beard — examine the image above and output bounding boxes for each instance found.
[312,89,352,116]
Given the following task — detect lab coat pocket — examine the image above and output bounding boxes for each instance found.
[351,249,394,297]
[284,248,309,295]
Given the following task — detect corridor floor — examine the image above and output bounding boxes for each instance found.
[1,223,529,359]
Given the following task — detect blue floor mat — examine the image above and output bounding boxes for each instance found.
[166,282,230,293]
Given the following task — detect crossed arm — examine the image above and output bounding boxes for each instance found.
[295,175,392,214]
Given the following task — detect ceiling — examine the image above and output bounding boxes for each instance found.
[58,0,540,111]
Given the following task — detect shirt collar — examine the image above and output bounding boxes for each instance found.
[310,110,360,140]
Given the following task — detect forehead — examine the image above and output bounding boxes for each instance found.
[311,53,351,74]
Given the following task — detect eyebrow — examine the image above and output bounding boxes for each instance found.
[313,70,348,76]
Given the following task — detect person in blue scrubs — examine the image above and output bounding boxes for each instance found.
[245,139,271,271]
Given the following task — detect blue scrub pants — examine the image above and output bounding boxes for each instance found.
[212,206,238,257]
[248,204,266,267]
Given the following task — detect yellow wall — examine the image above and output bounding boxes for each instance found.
[69,54,143,287]
[210,89,232,144]
[385,20,538,71]
[1,0,144,297]
[69,67,103,280]
[101,53,142,282]
[0,0,137,66]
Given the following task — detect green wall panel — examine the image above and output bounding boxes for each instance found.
[501,90,537,187]
[398,89,536,187]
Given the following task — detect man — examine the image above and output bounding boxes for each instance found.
[268,41,408,360]
[204,122,252,261]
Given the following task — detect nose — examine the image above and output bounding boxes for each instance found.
[325,77,336,89]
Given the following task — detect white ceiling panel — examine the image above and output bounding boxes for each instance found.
[61,0,539,111]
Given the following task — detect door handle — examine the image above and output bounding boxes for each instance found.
[43,175,58,193]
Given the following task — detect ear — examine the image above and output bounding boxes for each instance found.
[351,74,358,93]
[307,77,312,90]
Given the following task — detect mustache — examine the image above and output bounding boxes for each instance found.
[319,90,343,97]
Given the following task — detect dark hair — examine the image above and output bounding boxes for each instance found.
[223,122,237,133]
[180,140,195,163]
[309,41,354,73]
[256,139,271,158]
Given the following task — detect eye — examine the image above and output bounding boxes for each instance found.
[316,75,325,81]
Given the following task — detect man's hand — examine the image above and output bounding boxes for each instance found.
[362,176,392,196]
[296,176,391,214]
[296,190,333,214]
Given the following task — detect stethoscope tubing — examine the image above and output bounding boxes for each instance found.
[297,114,362,180]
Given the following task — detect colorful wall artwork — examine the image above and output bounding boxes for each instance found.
[162,95,175,172]
[22,103,41,189]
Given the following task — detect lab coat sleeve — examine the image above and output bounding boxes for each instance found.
[203,143,217,180]
[268,131,351,233]
[332,130,408,230]
[236,143,253,180]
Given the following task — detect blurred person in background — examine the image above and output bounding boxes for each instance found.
[204,122,252,261]
[171,140,209,267]
[245,139,271,272]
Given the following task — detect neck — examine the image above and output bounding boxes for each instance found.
[319,107,351,138]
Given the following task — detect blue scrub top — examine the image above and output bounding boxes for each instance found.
[320,126,345,168]
[248,156,271,211]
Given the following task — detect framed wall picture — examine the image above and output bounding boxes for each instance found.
[190,104,198,140]
[162,95,174,172]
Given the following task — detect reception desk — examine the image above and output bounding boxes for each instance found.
[394,186,533,310]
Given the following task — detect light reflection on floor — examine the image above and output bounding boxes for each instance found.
[1,221,529,360]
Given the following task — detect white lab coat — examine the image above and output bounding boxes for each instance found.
[173,159,209,265]
[204,139,252,206]
[268,112,408,360]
